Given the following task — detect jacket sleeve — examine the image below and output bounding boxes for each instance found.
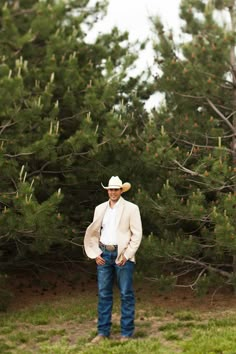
[83,207,103,259]
[123,205,142,260]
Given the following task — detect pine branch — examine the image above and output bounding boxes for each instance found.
[171,256,231,279]
[186,178,233,192]
[175,137,232,151]
[175,268,206,290]
[173,159,202,176]
[207,98,236,133]
[4,152,35,158]
[0,121,16,135]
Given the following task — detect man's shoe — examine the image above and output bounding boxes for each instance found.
[91,334,108,344]
[120,336,132,342]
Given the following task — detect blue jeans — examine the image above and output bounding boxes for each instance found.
[97,248,135,337]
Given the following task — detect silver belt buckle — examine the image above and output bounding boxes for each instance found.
[106,245,116,251]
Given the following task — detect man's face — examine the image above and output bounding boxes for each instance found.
[108,188,122,202]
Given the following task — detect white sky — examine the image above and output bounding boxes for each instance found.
[87,0,182,109]
[88,0,181,40]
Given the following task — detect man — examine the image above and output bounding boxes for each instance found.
[84,176,142,343]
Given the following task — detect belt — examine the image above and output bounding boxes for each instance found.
[99,242,117,252]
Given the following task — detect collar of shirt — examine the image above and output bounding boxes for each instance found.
[108,197,121,210]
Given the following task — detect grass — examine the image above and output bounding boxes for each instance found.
[1,282,236,353]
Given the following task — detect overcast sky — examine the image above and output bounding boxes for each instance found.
[88,0,181,40]
[87,0,182,109]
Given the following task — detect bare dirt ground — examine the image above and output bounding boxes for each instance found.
[4,264,236,353]
[6,263,236,313]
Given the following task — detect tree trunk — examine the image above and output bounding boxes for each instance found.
[229,2,236,293]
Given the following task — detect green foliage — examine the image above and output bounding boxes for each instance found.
[0,0,151,268]
[194,272,224,297]
[136,0,236,293]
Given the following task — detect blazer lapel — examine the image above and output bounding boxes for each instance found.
[94,202,108,227]
[115,197,125,229]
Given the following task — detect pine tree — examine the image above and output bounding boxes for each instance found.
[0,0,151,267]
[137,0,236,294]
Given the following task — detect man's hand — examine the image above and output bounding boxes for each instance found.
[96,255,105,265]
[117,254,127,266]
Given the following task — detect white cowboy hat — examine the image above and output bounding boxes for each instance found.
[101,176,131,193]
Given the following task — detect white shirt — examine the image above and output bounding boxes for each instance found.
[100,199,120,245]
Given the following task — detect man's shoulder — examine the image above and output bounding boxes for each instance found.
[95,201,108,210]
[122,198,139,209]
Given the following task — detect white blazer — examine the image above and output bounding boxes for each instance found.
[84,196,142,263]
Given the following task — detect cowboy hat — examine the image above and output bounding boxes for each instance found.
[101,176,131,193]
